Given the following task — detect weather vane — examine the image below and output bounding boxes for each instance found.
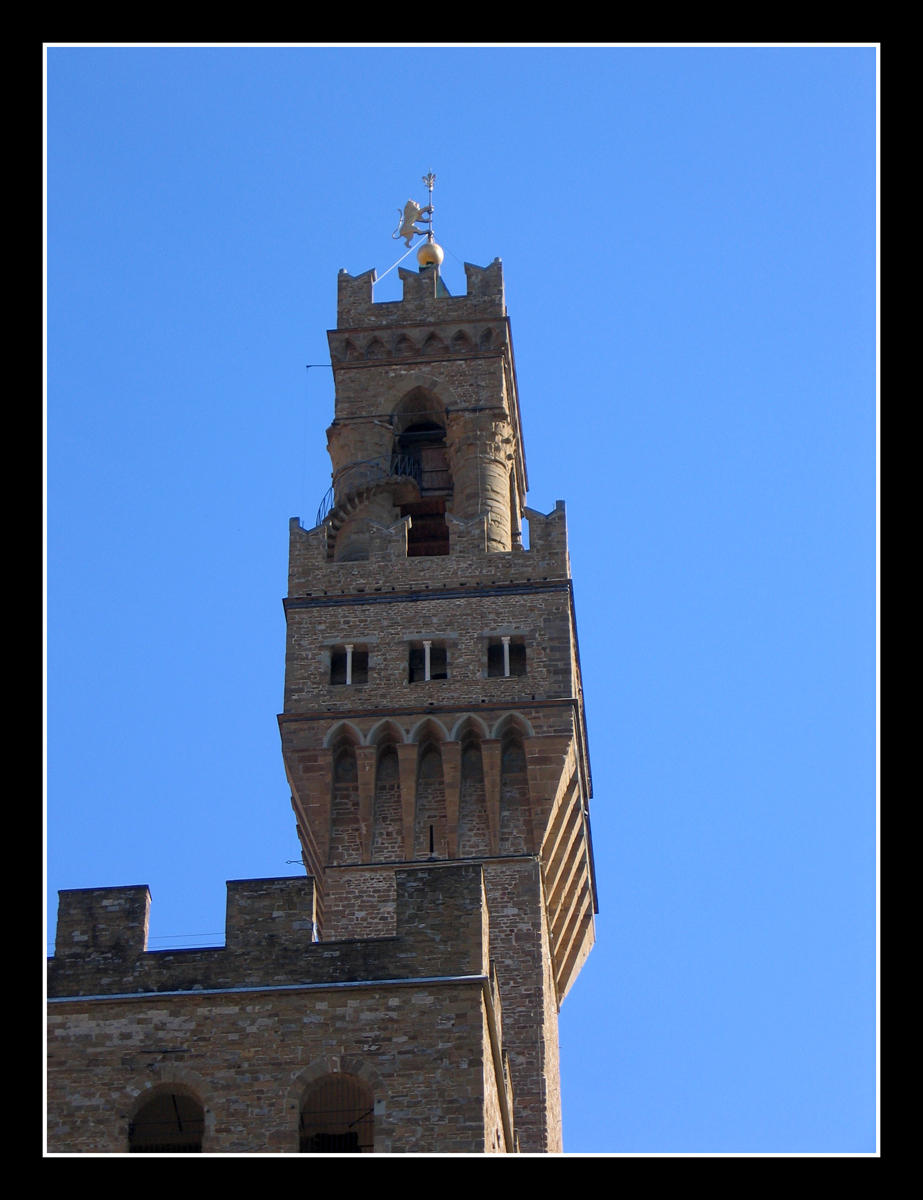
[393,171,437,248]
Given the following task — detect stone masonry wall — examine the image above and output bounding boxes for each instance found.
[48,979,496,1153]
[312,856,562,1153]
[283,578,580,716]
[48,864,514,1154]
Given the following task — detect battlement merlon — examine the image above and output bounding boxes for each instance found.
[335,259,506,329]
[522,501,571,565]
[285,500,571,595]
[52,884,152,959]
[224,876,318,950]
[48,866,489,994]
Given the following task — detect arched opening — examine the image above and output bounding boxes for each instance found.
[458,735,489,857]
[414,742,447,859]
[499,732,531,855]
[372,743,402,861]
[393,388,450,556]
[299,1073,374,1153]
[329,742,360,866]
[128,1088,204,1153]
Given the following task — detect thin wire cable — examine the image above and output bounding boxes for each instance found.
[373,242,418,285]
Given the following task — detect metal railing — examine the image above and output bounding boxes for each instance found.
[315,454,422,526]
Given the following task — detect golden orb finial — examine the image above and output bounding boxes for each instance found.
[417,237,444,268]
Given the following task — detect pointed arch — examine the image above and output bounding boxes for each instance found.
[408,715,451,744]
[449,713,490,742]
[367,718,406,748]
[414,740,447,859]
[490,711,535,741]
[380,372,459,424]
[457,725,490,858]
[323,720,364,749]
[392,385,445,434]
[329,739,360,866]
[371,741,402,862]
[498,723,531,856]
[408,716,449,745]
[391,386,451,554]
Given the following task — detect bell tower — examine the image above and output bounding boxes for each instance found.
[279,201,598,1153]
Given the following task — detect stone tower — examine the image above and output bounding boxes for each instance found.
[46,245,597,1156]
[279,252,598,1152]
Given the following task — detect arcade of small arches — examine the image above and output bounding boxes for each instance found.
[325,713,537,865]
[336,323,496,362]
[322,711,534,749]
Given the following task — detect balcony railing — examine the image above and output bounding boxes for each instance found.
[315,454,422,527]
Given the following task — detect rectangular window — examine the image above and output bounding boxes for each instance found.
[487,637,526,678]
[330,645,368,685]
[409,640,447,682]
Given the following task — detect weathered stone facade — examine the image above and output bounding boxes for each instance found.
[48,869,514,1152]
[47,254,597,1154]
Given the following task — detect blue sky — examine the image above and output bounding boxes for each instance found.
[45,45,877,1155]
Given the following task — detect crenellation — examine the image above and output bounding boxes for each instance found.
[224,876,317,951]
[53,885,151,959]
[287,501,571,596]
[335,260,506,331]
[50,864,491,1001]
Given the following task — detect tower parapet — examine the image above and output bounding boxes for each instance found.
[48,867,496,997]
[335,258,506,329]
[53,885,151,961]
[322,258,525,558]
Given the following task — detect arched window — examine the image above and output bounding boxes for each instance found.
[458,736,490,857]
[299,1073,374,1153]
[372,743,402,862]
[500,732,531,855]
[414,742,447,859]
[128,1088,204,1153]
[329,742,360,866]
[392,388,450,556]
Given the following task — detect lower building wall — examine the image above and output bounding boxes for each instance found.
[47,979,499,1154]
[318,857,560,1152]
[481,858,560,1152]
